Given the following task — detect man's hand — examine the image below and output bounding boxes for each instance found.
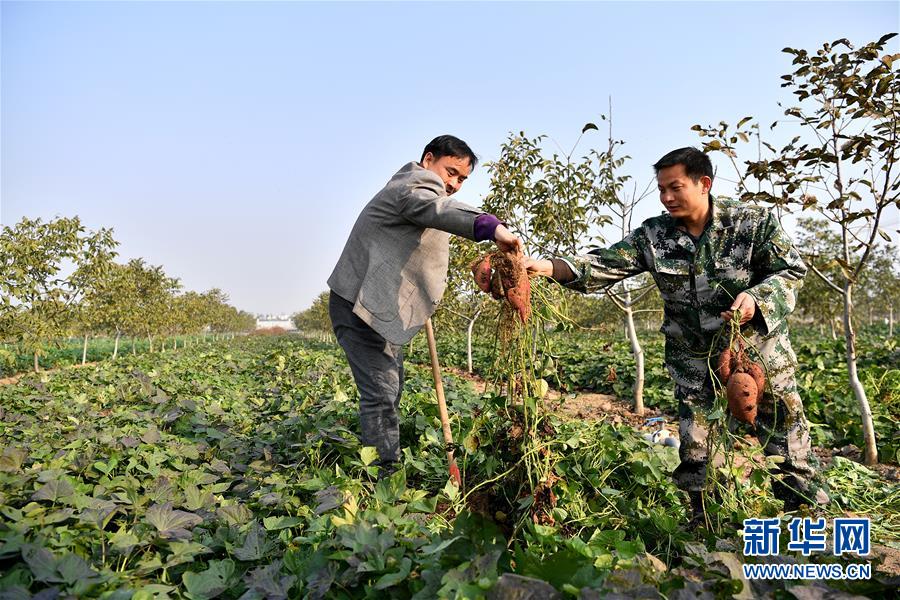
[721,292,756,325]
[524,257,553,277]
[494,224,522,253]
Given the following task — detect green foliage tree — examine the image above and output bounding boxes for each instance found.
[693,34,900,464]
[482,127,614,256]
[292,291,333,336]
[0,216,117,371]
[174,291,216,345]
[116,259,180,352]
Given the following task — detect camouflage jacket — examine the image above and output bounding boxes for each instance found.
[559,197,807,389]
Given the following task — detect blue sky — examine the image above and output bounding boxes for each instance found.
[2,1,897,314]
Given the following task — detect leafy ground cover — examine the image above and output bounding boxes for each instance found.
[0,335,897,598]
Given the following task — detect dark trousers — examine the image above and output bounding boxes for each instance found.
[329,291,404,470]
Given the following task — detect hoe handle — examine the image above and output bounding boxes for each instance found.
[424,318,462,487]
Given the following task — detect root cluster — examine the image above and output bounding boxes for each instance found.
[716,338,765,426]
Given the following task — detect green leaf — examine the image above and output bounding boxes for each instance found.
[374,469,406,504]
[55,553,98,585]
[582,123,599,134]
[142,425,161,444]
[22,545,57,582]
[374,557,412,590]
[442,478,459,501]
[233,521,273,561]
[420,536,461,556]
[109,529,141,552]
[262,515,302,531]
[313,486,344,515]
[0,447,27,473]
[184,485,215,512]
[182,559,235,600]
[31,479,75,503]
[132,584,176,600]
[243,560,296,600]
[167,541,211,563]
[145,502,203,540]
[217,504,252,526]
[359,446,378,466]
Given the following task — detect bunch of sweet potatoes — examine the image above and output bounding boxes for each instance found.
[716,341,765,426]
[471,251,531,322]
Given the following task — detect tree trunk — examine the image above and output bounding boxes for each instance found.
[843,284,878,465]
[34,353,39,373]
[466,310,482,374]
[148,335,153,353]
[890,305,894,338]
[174,337,178,350]
[829,318,836,341]
[113,331,120,359]
[82,334,89,365]
[624,293,645,416]
[132,338,136,355]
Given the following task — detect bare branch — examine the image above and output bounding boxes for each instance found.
[809,263,846,295]
[605,289,627,311]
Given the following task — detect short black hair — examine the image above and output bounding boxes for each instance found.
[421,135,478,169]
[653,147,713,191]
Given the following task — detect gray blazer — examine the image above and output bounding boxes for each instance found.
[328,162,481,344]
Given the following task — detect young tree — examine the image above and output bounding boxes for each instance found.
[175,291,212,346]
[590,112,659,415]
[292,291,332,335]
[117,259,180,352]
[693,34,900,464]
[88,262,141,359]
[0,217,117,371]
[482,129,614,257]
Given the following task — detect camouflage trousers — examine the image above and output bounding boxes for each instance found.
[671,365,826,507]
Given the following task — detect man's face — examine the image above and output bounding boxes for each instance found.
[656,164,711,220]
[421,153,471,195]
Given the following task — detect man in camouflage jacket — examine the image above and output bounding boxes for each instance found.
[526,147,827,518]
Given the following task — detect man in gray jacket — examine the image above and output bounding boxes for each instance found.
[328,135,520,476]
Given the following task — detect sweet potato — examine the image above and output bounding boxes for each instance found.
[717,349,733,382]
[726,372,758,426]
[471,256,493,293]
[747,362,765,403]
[472,250,532,322]
[506,275,531,322]
[490,269,505,300]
